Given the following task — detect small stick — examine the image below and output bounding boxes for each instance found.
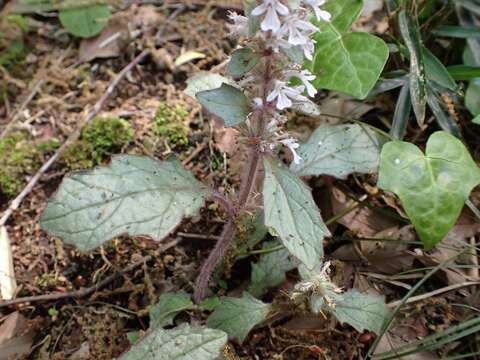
[387,281,480,308]
[0,255,152,308]
[0,80,44,140]
[0,50,150,227]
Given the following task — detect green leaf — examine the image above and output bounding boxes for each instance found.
[59,5,111,38]
[248,240,298,297]
[422,47,457,91]
[426,90,461,137]
[433,25,480,38]
[330,290,390,335]
[227,48,259,77]
[291,124,386,179]
[41,155,208,251]
[399,10,427,126]
[196,84,250,126]
[233,212,268,259]
[391,82,411,140]
[119,324,227,360]
[263,158,330,269]
[199,297,221,312]
[447,65,480,80]
[149,292,194,328]
[466,79,480,116]
[207,292,271,343]
[184,73,229,98]
[368,76,407,97]
[308,0,389,99]
[473,114,480,124]
[377,131,480,249]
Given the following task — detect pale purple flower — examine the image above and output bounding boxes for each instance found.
[253,97,264,108]
[303,0,332,21]
[291,261,344,311]
[285,69,317,97]
[278,16,319,46]
[303,38,316,61]
[267,80,309,110]
[251,0,290,32]
[280,138,302,164]
[227,11,249,37]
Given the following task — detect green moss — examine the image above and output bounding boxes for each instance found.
[63,117,133,170]
[0,132,39,198]
[0,40,26,71]
[153,104,189,147]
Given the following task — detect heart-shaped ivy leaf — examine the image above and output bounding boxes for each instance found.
[59,5,111,38]
[41,155,208,251]
[308,0,389,99]
[378,131,480,249]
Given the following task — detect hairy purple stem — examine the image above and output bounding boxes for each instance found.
[193,47,274,303]
[193,148,261,302]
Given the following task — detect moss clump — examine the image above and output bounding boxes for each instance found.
[63,117,133,170]
[0,15,29,73]
[153,104,189,147]
[0,132,39,198]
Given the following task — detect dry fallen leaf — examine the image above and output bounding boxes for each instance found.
[330,186,398,237]
[0,312,34,360]
[174,51,206,68]
[78,13,129,63]
[332,225,415,274]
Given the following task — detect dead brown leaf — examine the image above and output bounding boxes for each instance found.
[330,186,398,237]
[79,14,129,63]
[332,226,415,274]
[0,312,34,360]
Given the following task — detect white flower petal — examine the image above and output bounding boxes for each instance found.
[261,6,281,32]
[251,2,268,16]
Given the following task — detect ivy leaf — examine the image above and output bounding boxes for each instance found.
[184,73,229,98]
[263,158,330,269]
[149,292,194,328]
[207,292,271,343]
[308,0,389,99]
[330,290,390,335]
[227,48,260,77]
[291,124,386,179]
[119,324,227,360]
[248,240,299,297]
[41,155,208,251]
[378,131,480,249]
[399,10,427,127]
[196,84,250,126]
[59,5,111,38]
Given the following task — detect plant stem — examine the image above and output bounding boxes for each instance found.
[193,146,261,303]
[193,49,274,302]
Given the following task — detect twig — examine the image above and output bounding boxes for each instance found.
[182,141,207,166]
[0,50,150,227]
[0,80,44,140]
[177,232,221,241]
[387,281,480,308]
[0,255,152,308]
